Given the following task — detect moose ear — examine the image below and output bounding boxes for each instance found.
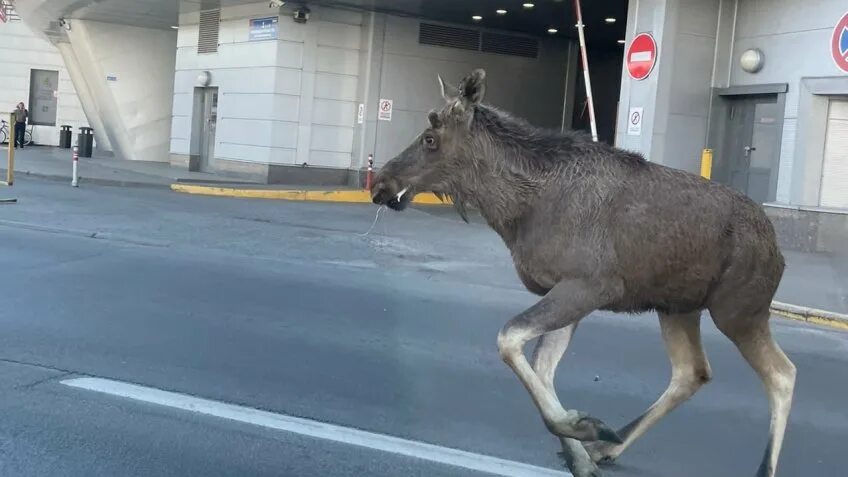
[428,110,442,129]
[438,74,459,102]
[458,69,486,105]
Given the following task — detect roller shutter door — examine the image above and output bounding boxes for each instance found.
[820,98,848,208]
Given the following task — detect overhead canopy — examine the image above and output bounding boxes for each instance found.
[17,0,626,46]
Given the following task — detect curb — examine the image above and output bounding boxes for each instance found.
[170,183,452,205]
[12,170,171,190]
[770,301,848,331]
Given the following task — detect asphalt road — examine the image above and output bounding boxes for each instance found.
[0,179,846,477]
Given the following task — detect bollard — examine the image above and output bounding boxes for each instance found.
[4,112,15,186]
[71,145,79,187]
[700,149,713,180]
[365,154,374,190]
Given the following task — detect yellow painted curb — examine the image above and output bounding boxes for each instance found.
[770,306,848,332]
[171,183,451,205]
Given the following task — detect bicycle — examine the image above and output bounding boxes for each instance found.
[0,120,33,147]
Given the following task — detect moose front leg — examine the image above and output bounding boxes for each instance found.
[532,325,602,477]
[497,279,623,445]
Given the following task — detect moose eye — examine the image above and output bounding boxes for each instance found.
[423,135,438,150]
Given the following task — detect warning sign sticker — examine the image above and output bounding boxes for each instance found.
[378,99,393,121]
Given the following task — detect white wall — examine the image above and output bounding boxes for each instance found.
[0,20,86,146]
[172,2,363,169]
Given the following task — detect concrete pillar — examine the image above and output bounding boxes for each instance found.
[64,19,176,162]
[616,0,721,173]
[56,41,113,153]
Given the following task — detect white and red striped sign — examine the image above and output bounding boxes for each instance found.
[0,2,7,24]
[626,33,658,81]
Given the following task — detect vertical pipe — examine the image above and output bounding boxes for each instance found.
[573,0,599,142]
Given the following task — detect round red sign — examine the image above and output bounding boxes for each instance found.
[832,11,848,73]
[627,33,658,81]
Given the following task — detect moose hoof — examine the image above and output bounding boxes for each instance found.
[574,415,624,444]
[583,441,621,465]
[545,413,623,444]
[558,449,603,477]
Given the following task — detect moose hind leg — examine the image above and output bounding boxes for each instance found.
[711,308,795,477]
[531,326,602,477]
[585,311,712,464]
[497,279,623,444]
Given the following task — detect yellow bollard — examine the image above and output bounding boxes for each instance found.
[1,113,16,202]
[700,148,713,180]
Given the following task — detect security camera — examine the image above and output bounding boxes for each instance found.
[269,0,285,7]
[59,18,71,31]
[292,5,310,23]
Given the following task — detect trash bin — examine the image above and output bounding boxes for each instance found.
[59,125,73,148]
[77,127,94,157]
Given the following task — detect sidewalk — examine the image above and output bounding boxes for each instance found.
[2,146,846,325]
[1,145,238,188]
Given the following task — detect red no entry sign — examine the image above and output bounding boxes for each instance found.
[832,11,848,73]
[627,33,658,81]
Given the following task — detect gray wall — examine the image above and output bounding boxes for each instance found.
[370,16,572,167]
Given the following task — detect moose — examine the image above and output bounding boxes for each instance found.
[370,69,795,477]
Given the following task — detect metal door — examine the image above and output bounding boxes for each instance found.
[200,87,218,172]
[721,95,781,204]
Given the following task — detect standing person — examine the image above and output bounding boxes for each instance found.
[14,102,28,149]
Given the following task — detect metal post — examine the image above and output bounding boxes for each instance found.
[365,154,374,190]
[71,144,80,187]
[572,0,599,142]
[4,112,15,186]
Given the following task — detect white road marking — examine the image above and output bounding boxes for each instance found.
[61,377,569,477]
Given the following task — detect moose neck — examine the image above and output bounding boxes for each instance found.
[444,104,580,245]
[448,149,539,245]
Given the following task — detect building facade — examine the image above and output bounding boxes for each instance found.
[8,0,848,251]
[616,0,848,252]
[0,4,86,146]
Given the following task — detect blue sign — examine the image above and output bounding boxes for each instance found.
[249,16,279,41]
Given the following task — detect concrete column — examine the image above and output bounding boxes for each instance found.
[64,19,176,162]
[616,0,721,173]
[56,41,113,153]
[295,18,318,166]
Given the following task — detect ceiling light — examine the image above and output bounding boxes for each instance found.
[472,15,483,21]
[605,17,616,23]
[547,28,558,34]
[496,9,507,15]
[617,39,626,44]
[170,25,179,29]
[523,3,535,9]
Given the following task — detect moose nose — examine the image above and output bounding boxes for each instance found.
[371,181,391,205]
